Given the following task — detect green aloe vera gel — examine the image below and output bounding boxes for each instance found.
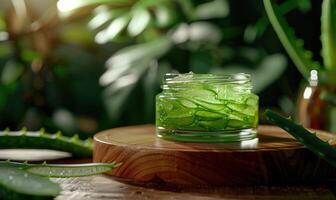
[156,72,258,142]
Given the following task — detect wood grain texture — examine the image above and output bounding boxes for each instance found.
[55,175,336,200]
[93,125,336,187]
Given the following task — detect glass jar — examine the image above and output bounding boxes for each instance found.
[155,72,259,142]
[298,70,336,133]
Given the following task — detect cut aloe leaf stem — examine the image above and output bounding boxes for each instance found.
[264,109,336,167]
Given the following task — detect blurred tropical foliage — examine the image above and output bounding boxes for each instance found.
[0,0,320,136]
[263,0,336,133]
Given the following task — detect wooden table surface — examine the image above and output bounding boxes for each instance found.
[1,143,336,199]
[0,153,335,200]
[54,175,336,200]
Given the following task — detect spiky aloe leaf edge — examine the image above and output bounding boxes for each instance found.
[0,128,93,158]
[264,109,336,167]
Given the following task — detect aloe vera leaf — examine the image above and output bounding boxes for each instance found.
[263,0,320,79]
[0,129,93,158]
[25,163,120,178]
[0,161,26,168]
[264,109,336,167]
[0,166,61,200]
[0,161,120,177]
[321,0,336,70]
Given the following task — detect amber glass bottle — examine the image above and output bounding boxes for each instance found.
[298,70,336,133]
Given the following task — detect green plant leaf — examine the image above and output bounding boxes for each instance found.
[244,0,311,43]
[263,0,320,80]
[0,161,120,177]
[57,0,134,12]
[297,0,311,12]
[252,54,287,93]
[264,109,336,168]
[195,0,229,20]
[101,37,172,120]
[142,61,171,120]
[174,0,194,20]
[95,14,130,44]
[211,53,287,93]
[189,22,222,44]
[0,129,93,158]
[320,90,336,106]
[0,166,61,199]
[153,3,177,27]
[25,163,120,178]
[88,6,119,30]
[102,58,151,120]
[321,0,336,70]
[101,37,172,85]
[172,22,222,44]
[127,9,151,36]
[1,61,24,85]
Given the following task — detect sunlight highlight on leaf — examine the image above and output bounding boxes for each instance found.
[128,9,151,36]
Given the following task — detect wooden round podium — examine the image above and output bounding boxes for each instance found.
[93,125,336,187]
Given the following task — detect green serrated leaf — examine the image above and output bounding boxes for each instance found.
[264,109,336,167]
[25,162,120,178]
[263,0,320,80]
[0,130,93,158]
[0,167,61,199]
[321,0,336,70]
[244,0,310,43]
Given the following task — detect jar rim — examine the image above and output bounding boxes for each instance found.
[164,72,251,84]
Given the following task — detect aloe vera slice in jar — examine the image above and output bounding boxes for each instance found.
[198,118,229,130]
[156,96,174,124]
[195,110,224,121]
[227,119,249,129]
[191,98,226,111]
[165,100,194,118]
[246,95,259,106]
[191,99,247,123]
[179,99,198,108]
[216,84,245,101]
[162,117,194,128]
[227,101,257,117]
[156,96,174,116]
[160,100,194,126]
[177,82,216,96]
